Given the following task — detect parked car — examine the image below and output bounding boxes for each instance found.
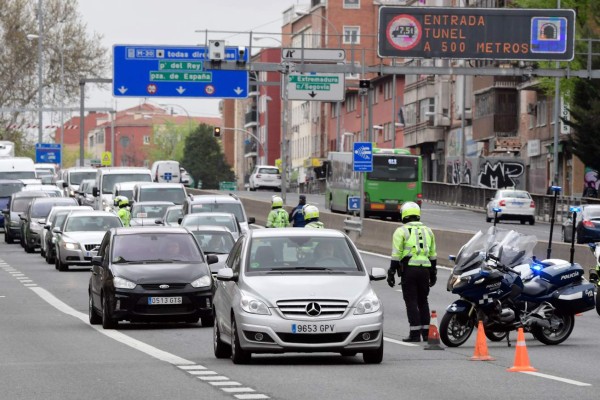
[155,205,183,227]
[561,204,600,243]
[42,206,93,264]
[248,165,281,191]
[181,212,242,240]
[0,179,25,229]
[20,196,78,253]
[182,194,255,234]
[187,225,235,275]
[54,211,123,271]
[76,179,96,207]
[129,201,175,227]
[88,226,216,329]
[2,191,49,244]
[213,228,386,364]
[485,189,535,225]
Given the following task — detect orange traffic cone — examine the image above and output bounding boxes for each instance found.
[424,310,444,350]
[470,320,495,361]
[507,327,537,372]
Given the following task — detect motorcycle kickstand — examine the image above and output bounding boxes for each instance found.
[505,332,512,347]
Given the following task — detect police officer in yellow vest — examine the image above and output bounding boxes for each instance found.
[388,201,437,342]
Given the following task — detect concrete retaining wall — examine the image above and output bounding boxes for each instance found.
[188,189,596,268]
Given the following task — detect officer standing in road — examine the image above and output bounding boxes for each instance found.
[267,195,290,228]
[289,195,307,227]
[303,204,324,229]
[387,202,437,342]
[116,196,131,227]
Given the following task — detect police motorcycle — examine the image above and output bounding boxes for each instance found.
[440,203,596,347]
[586,242,600,316]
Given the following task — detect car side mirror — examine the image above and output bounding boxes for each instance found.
[62,181,68,188]
[19,215,27,221]
[369,267,387,281]
[248,217,256,224]
[38,219,46,224]
[52,227,61,234]
[91,256,102,266]
[178,217,183,224]
[206,254,219,265]
[44,224,51,230]
[155,219,163,225]
[92,187,99,197]
[216,267,236,281]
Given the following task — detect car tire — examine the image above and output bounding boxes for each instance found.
[56,250,68,271]
[101,295,117,329]
[213,317,231,359]
[529,217,535,226]
[520,219,526,225]
[231,317,251,364]
[485,215,491,223]
[24,238,34,253]
[201,315,214,327]
[5,231,13,244]
[89,292,101,325]
[40,247,45,258]
[363,338,384,364]
[45,247,54,264]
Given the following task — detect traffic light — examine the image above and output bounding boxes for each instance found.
[213,126,222,138]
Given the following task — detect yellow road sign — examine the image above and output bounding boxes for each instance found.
[101,151,112,166]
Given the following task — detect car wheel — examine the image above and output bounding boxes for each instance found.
[529,217,535,226]
[89,291,101,325]
[101,295,117,329]
[485,215,491,223]
[56,249,68,271]
[5,231,13,244]
[45,247,54,264]
[40,247,45,258]
[24,238,34,253]
[520,219,526,225]
[201,315,214,327]
[231,317,251,364]
[362,338,384,364]
[213,317,231,359]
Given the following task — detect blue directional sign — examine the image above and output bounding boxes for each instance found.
[348,196,361,211]
[113,45,249,99]
[35,143,61,164]
[353,142,373,172]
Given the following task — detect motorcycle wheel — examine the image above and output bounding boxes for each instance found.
[440,311,475,347]
[596,293,600,316]
[484,329,508,342]
[531,311,575,345]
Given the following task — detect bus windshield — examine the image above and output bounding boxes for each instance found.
[367,155,419,182]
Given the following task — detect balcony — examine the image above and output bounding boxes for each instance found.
[403,120,445,148]
[244,140,257,157]
[244,109,257,128]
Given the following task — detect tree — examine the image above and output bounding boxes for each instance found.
[148,121,195,164]
[182,124,235,189]
[0,0,108,147]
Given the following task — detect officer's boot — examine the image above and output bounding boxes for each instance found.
[402,331,421,342]
[421,329,430,342]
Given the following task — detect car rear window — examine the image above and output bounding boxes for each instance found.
[191,203,245,222]
[139,187,186,204]
[501,191,530,199]
[182,214,237,232]
[585,208,600,219]
[258,168,279,175]
[0,182,24,197]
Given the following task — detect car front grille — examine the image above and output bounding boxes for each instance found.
[276,299,349,319]
[84,244,100,251]
[277,332,350,344]
[141,283,188,290]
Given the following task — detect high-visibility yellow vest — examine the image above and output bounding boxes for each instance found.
[391,221,436,266]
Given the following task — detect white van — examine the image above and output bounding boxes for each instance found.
[0,157,36,180]
[92,167,152,211]
[150,160,181,183]
[132,182,188,205]
[62,167,97,197]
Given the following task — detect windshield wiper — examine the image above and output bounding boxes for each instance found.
[267,267,334,271]
[141,259,175,264]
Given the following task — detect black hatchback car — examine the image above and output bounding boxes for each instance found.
[2,191,49,244]
[88,226,217,329]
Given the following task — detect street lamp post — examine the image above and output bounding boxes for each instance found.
[36,0,43,144]
[263,96,272,165]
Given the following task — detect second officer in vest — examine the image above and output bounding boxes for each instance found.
[388,201,437,342]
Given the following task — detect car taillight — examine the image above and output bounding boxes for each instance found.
[256,174,261,178]
[530,200,535,208]
[499,200,506,207]
[583,220,595,228]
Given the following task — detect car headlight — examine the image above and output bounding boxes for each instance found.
[354,291,381,315]
[63,242,80,250]
[191,275,211,288]
[240,294,271,315]
[10,220,20,227]
[30,222,41,232]
[113,276,136,289]
[69,190,75,197]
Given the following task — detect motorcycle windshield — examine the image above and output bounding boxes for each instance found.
[491,229,538,268]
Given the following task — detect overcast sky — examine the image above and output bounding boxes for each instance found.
[76,0,302,117]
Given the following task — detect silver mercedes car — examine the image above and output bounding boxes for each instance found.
[213,228,386,364]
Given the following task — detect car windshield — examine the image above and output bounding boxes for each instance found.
[102,173,151,194]
[31,201,76,218]
[166,208,183,223]
[258,167,279,175]
[190,203,245,222]
[585,208,600,220]
[65,215,122,232]
[0,171,36,180]
[500,191,530,199]
[139,187,186,204]
[70,171,97,185]
[247,236,360,272]
[367,155,419,182]
[0,182,24,197]
[192,231,235,254]
[112,233,203,263]
[182,214,237,232]
[131,204,173,219]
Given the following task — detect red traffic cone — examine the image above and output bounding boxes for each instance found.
[424,310,444,350]
[470,320,495,361]
[507,327,537,372]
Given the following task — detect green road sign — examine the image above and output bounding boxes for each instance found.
[158,61,203,71]
[219,181,237,191]
[289,75,340,84]
[285,73,345,101]
[149,71,212,82]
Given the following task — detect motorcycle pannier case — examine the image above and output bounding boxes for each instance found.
[551,283,596,314]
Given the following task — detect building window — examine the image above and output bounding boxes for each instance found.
[97,132,104,144]
[343,0,360,9]
[143,135,151,145]
[345,94,357,112]
[419,98,434,123]
[343,26,360,44]
[536,100,547,127]
[373,85,379,104]
[405,103,417,126]
[383,81,393,100]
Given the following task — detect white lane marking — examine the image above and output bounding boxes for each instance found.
[10,273,24,276]
[17,277,30,280]
[235,395,269,400]
[178,365,207,370]
[24,284,37,287]
[384,337,419,347]
[20,280,33,283]
[223,388,255,393]
[188,370,218,375]
[199,376,230,381]
[210,381,242,387]
[0,295,5,298]
[522,371,591,386]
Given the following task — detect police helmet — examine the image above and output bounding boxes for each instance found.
[271,195,283,208]
[115,195,129,207]
[401,201,420,220]
[302,204,319,220]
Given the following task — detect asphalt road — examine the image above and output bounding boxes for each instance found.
[1,237,599,400]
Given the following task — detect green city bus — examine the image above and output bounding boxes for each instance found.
[325,148,422,220]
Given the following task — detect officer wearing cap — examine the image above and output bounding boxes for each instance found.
[267,195,290,228]
[388,202,437,342]
[288,195,307,227]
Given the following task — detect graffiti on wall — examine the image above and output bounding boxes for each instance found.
[477,160,525,189]
[583,167,599,198]
[446,160,473,185]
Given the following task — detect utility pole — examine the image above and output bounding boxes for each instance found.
[36,0,44,144]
